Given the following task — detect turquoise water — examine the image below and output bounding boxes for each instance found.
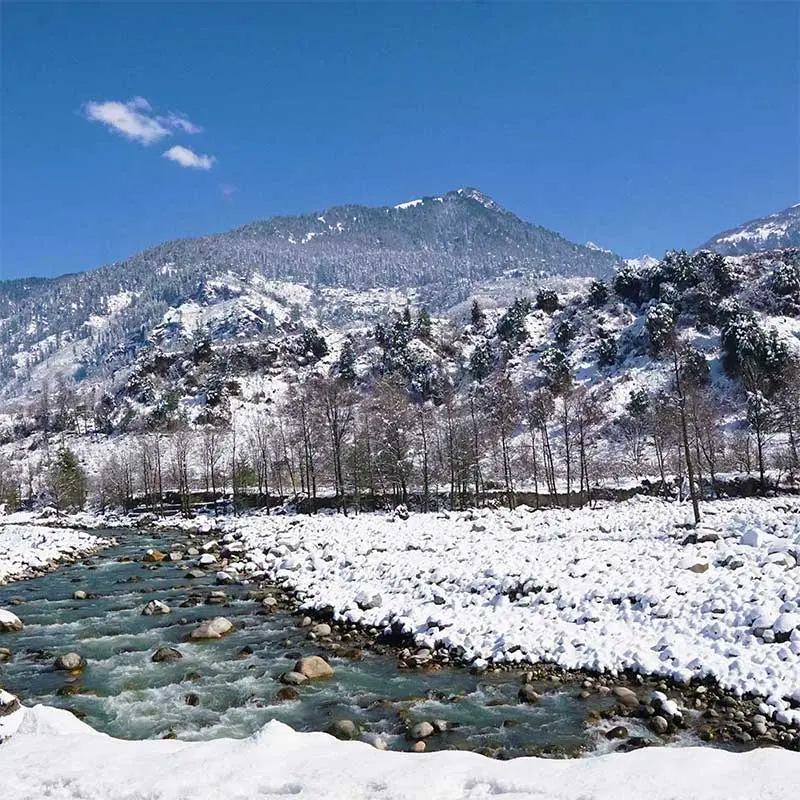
[0,529,615,755]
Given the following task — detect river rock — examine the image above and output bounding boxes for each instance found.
[205,591,228,605]
[605,725,629,740]
[409,721,435,740]
[650,715,669,734]
[142,600,171,616]
[262,596,278,609]
[327,719,358,740]
[152,646,183,663]
[54,652,85,671]
[199,553,217,566]
[276,687,299,701]
[184,693,200,706]
[0,609,23,632]
[294,655,334,679]
[190,617,233,640]
[518,685,541,704]
[309,623,332,637]
[73,590,88,600]
[0,647,12,663]
[168,552,183,562]
[613,686,640,707]
[186,569,206,579]
[143,549,166,563]
[280,671,308,686]
[187,547,200,557]
[412,741,426,752]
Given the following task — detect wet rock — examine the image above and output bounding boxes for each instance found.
[299,616,312,628]
[262,596,278,609]
[215,572,235,585]
[205,590,228,605]
[152,647,183,663]
[412,741,426,752]
[327,719,359,740]
[56,684,80,697]
[54,652,85,671]
[184,693,200,706]
[409,721,435,740]
[0,609,23,632]
[294,655,334,680]
[275,687,299,701]
[237,645,254,658]
[605,725,628,740]
[142,600,171,616]
[280,671,309,686]
[168,552,183,562]
[199,553,217,566]
[431,719,449,733]
[143,549,166,563]
[309,623,332,637]
[518,685,541,704]
[190,617,233,640]
[0,647,12,663]
[73,590,88,600]
[612,686,639,707]
[650,715,669,734]
[185,570,206,579]
[186,547,200,557]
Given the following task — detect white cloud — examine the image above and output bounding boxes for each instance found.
[82,97,203,144]
[163,145,215,170]
[83,98,169,144]
[159,112,203,134]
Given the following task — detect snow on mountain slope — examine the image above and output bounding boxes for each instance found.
[697,204,800,256]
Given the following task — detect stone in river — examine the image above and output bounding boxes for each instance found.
[280,671,308,686]
[612,686,640,707]
[54,652,85,671]
[409,721,435,740]
[152,647,183,663]
[0,610,23,632]
[518,685,541,704]
[143,549,166,563]
[190,617,233,640]
[142,600,171,616]
[327,720,358,740]
[275,687,299,701]
[294,655,334,680]
[73,590,88,600]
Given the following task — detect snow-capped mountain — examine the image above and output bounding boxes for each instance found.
[0,188,622,399]
[697,204,800,256]
[625,255,659,269]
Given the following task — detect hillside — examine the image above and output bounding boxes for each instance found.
[0,188,622,400]
[697,204,800,256]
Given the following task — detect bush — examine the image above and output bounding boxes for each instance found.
[588,280,609,308]
[536,290,559,313]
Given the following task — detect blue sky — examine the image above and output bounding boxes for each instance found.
[1,1,797,280]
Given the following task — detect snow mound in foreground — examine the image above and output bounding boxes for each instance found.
[0,703,797,800]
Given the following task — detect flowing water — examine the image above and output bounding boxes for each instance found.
[1,529,627,756]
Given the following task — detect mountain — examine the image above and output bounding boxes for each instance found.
[0,188,623,399]
[697,204,800,256]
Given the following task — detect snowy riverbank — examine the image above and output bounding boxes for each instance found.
[194,496,800,728]
[0,518,113,584]
[0,700,797,800]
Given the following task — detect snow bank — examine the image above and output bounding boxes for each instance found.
[1,702,797,800]
[224,497,800,723]
[0,522,112,583]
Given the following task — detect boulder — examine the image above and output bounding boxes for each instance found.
[199,553,217,566]
[73,590,88,600]
[276,687,299,701]
[152,646,183,663]
[650,715,669,734]
[0,609,23,632]
[294,655,334,680]
[309,623,332,637]
[0,647,12,663]
[143,549,166,563]
[184,693,200,706]
[605,725,629,740]
[518,684,541,704]
[185,570,206,579]
[205,591,228,605]
[54,652,85,671]
[412,741,426,752]
[280,671,308,686]
[409,721,435,740]
[612,686,640,707]
[190,617,233,640]
[327,719,358,740]
[142,600,171,616]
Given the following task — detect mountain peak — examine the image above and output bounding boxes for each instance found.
[697,204,800,256]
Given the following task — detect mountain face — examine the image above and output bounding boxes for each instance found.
[697,204,800,256]
[0,188,622,399]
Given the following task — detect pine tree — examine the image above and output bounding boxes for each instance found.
[49,448,88,513]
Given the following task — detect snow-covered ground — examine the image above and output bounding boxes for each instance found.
[0,518,113,583]
[0,702,797,800]
[208,497,800,725]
